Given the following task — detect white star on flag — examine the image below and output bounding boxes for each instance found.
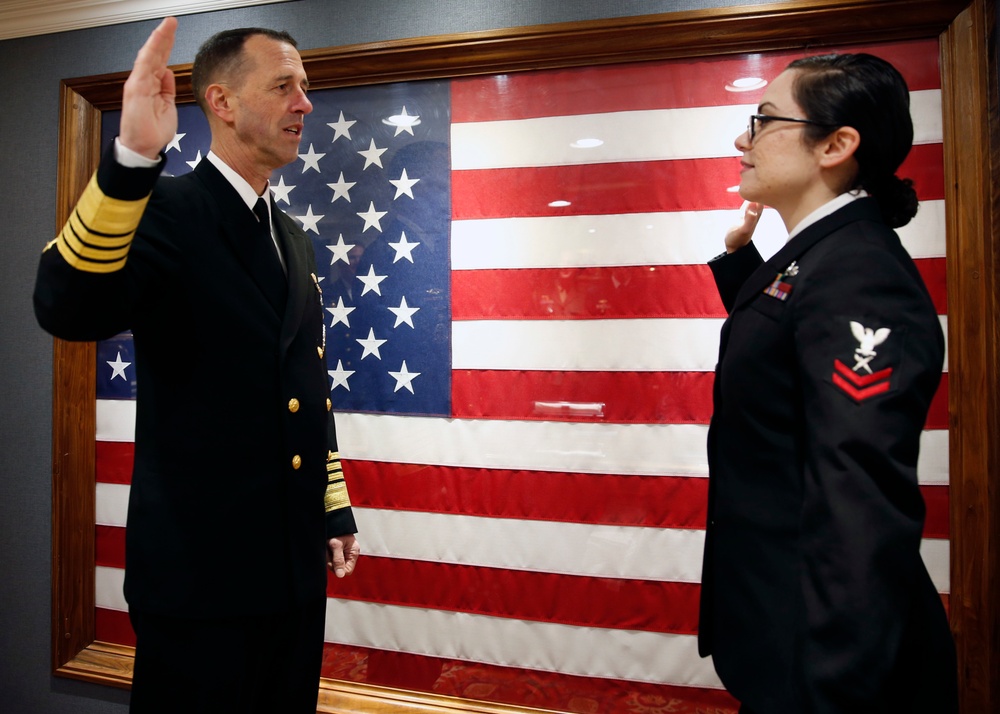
[298,144,326,173]
[327,172,357,203]
[165,133,186,152]
[390,168,420,199]
[327,111,356,142]
[295,205,324,234]
[325,235,356,264]
[107,351,131,381]
[389,360,420,393]
[269,175,296,204]
[186,150,202,170]
[388,231,420,263]
[327,360,355,391]
[357,328,387,360]
[387,106,421,136]
[356,265,388,296]
[357,202,388,233]
[358,139,387,170]
[326,297,356,327]
[388,296,420,328]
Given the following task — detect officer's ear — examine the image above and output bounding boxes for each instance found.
[204,83,235,124]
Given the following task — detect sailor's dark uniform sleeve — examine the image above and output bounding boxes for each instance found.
[708,241,764,313]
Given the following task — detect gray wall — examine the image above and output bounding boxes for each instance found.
[0,0,988,712]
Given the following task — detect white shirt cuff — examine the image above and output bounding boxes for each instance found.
[114,137,160,168]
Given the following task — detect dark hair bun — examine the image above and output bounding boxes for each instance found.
[864,174,918,228]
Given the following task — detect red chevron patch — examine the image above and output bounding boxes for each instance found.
[832,359,893,402]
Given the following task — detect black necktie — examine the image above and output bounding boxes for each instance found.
[249,197,287,313]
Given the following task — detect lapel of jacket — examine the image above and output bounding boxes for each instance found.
[727,198,881,315]
[193,159,287,317]
[273,206,312,353]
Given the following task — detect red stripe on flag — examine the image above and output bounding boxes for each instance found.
[452,259,946,321]
[900,142,944,200]
[341,460,949,537]
[452,145,944,220]
[922,485,950,539]
[452,370,716,424]
[96,438,949,535]
[96,440,133,484]
[96,607,135,647]
[451,39,940,122]
[321,642,740,713]
[452,265,726,320]
[96,524,126,567]
[926,375,948,430]
[453,158,742,218]
[914,258,947,314]
[344,460,709,529]
[327,556,701,634]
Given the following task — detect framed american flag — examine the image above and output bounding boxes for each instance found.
[49,1,998,712]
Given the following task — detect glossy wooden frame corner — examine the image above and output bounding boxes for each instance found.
[51,1,998,711]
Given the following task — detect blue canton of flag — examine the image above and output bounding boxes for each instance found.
[277,80,452,416]
[96,334,137,399]
[100,80,453,416]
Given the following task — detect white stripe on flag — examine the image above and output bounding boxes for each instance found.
[910,89,944,145]
[96,398,135,442]
[353,507,705,581]
[450,90,941,169]
[92,519,949,605]
[96,482,128,527]
[895,200,947,259]
[451,200,945,269]
[920,538,950,593]
[453,315,948,374]
[453,318,724,372]
[96,402,950,485]
[452,211,747,270]
[96,565,126,611]
[751,200,946,262]
[323,597,724,688]
[336,415,711,476]
[452,104,751,168]
[93,490,706,581]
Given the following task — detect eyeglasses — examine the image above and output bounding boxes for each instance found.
[748,113,836,142]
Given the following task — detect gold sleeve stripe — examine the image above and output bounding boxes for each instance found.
[324,478,351,512]
[54,173,150,274]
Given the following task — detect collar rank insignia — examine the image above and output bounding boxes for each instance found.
[762,261,800,301]
[831,320,893,402]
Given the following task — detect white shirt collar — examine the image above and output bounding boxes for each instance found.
[205,151,285,272]
[206,151,270,220]
[786,190,868,240]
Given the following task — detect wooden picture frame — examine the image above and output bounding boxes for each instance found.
[50,0,998,711]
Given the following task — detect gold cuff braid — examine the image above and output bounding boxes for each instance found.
[325,451,351,512]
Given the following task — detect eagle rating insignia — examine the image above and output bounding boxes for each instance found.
[831,321,894,402]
